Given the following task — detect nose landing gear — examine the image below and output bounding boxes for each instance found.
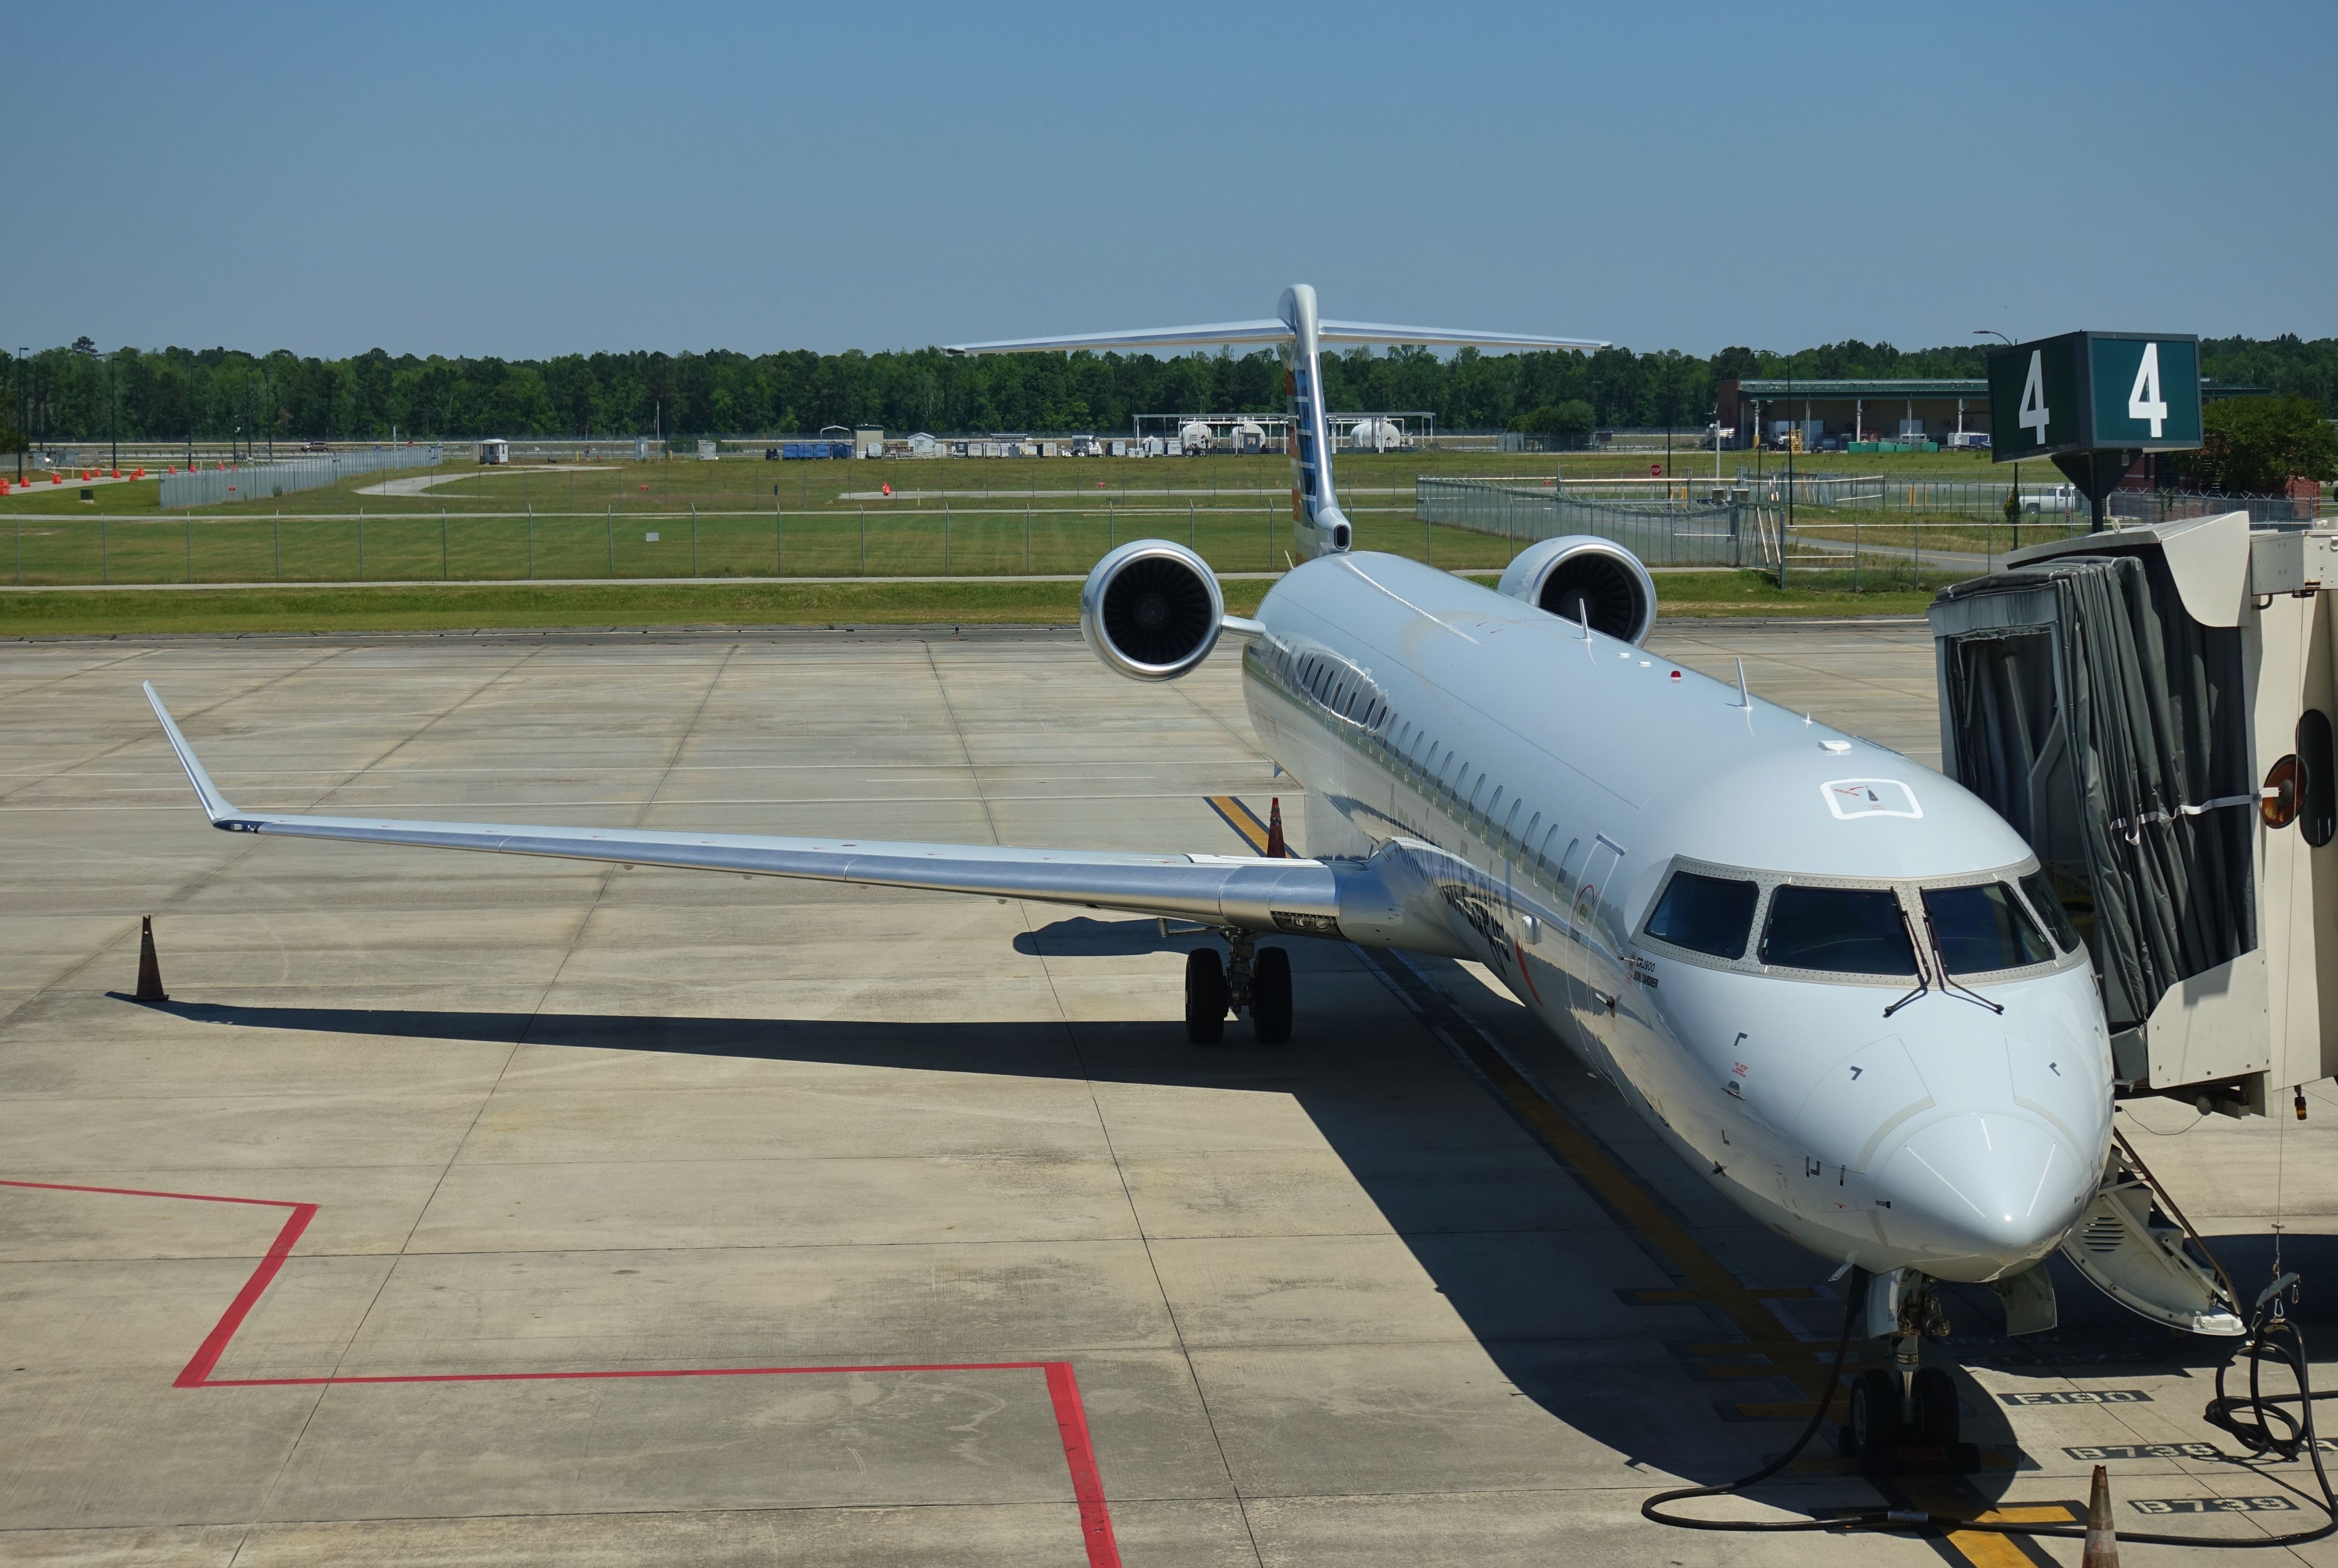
[1182,930,1293,1045]
[1840,1271,1979,1473]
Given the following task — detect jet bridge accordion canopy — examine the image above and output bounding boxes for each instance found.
[1929,553,2255,1034]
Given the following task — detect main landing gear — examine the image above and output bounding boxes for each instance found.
[1841,1270,1977,1472]
[1184,929,1292,1045]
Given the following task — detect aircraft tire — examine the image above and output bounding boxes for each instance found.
[1252,946,1292,1043]
[1911,1366,1960,1446]
[1848,1369,1902,1456]
[1184,948,1228,1044]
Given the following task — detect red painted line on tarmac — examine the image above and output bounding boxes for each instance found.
[2,1179,1121,1568]
[1045,1360,1117,1564]
[173,1202,318,1388]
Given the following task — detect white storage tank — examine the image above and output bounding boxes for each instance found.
[1179,421,1214,455]
[1231,420,1265,455]
[1350,418,1402,452]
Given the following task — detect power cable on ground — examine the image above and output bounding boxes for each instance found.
[1644,1269,2338,1548]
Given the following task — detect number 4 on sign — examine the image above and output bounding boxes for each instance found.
[2128,342,2167,437]
[2019,349,2051,446]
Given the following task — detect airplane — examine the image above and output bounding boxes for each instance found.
[140,285,2196,1462]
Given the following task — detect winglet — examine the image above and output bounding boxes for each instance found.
[143,682,238,823]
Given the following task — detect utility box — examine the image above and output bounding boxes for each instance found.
[1929,512,2338,1114]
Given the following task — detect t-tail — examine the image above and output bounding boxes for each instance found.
[1278,285,1346,560]
[948,287,1602,564]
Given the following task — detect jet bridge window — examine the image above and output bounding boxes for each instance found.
[1921,882,2055,974]
[1646,870,1758,959]
[1759,885,1917,976]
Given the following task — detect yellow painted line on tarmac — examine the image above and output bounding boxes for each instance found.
[1205,794,1274,854]
[1894,1476,2074,1566]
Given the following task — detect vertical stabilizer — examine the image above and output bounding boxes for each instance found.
[1279,285,1352,562]
[944,293,1600,570]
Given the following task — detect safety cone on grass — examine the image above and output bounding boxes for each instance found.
[134,915,168,1003]
[2083,1463,2118,1567]
[1266,798,1286,858]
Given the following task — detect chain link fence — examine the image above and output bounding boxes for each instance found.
[1415,477,1761,566]
[159,445,445,510]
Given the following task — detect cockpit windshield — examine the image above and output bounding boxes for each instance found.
[1638,859,2076,983]
[1758,885,1917,975]
[1922,882,2055,974]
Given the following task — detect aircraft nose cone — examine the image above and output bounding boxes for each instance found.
[1880,1112,2090,1271]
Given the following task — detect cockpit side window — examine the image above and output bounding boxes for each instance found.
[1759,885,1917,975]
[2017,870,2082,954]
[1923,882,2055,973]
[1646,871,1758,959]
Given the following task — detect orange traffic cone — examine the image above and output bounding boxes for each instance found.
[1266,798,1286,858]
[134,916,168,1003]
[2082,1464,2118,1567]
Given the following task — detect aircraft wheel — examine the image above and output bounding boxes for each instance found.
[1911,1366,1960,1446]
[1184,948,1227,1044]
[1847,1369,1902,1456]
[1251,946,1292,1043]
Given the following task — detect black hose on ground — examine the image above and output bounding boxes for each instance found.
[1644,1270,2338,1548]
[1640,1268,1869,1532]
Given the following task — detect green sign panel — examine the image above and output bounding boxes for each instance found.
[1985,332,2202,462]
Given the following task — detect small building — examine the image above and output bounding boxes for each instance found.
[1716,378,1989,452]
[478,439,510,465]
[854,426,885,459]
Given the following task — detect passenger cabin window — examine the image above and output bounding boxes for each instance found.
[2018,870,2082,953]
[1646,871,1758,959]
[1760,885,1917,975]
[1922,883,2054,973]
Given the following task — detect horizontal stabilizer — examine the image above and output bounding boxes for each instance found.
[948,319,1604,356]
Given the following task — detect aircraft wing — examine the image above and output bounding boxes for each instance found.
[143,684,1338,929]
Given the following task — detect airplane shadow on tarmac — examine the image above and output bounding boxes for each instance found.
[112,914,2295,1511]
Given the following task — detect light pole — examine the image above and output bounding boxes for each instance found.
[108,350,118,472]
[1975,331,2016,528]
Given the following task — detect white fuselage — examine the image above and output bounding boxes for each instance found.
[1242,551,2113,1284]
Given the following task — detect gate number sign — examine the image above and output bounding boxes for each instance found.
[1985,332,2203,462]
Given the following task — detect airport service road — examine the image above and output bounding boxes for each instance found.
[2,621,2334,1568]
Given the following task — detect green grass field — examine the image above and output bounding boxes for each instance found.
[0,444,2013,520]
[0,447,1981,632]
[0,447,2046,590]
[0,570,1932,638]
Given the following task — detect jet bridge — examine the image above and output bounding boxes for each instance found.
[1930,510,2338,1115]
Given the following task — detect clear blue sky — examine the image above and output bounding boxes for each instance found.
[7,0,2331,361]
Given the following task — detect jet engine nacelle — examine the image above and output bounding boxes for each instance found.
[1081,539,1227,681]
[1496,535,1657,646]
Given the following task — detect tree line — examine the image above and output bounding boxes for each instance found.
[6,331,2334,449]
